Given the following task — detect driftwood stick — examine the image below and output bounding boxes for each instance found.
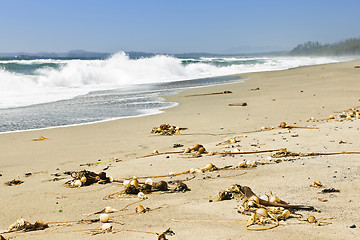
[213,149,282,155]
[184,90,232,97]
[136,170,191,179]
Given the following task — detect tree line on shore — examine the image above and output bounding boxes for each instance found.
[289,38,360,56]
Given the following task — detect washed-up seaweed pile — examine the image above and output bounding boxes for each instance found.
[217,184,333,230]
[308,107,360,122]
[64,170,112,188]
[105,178,191,200]
[151,124,187,135]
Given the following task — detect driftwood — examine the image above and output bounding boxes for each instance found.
[126,228,175,240]
[32,136,51,141]
[184,90,232,97]
[229,103,247,106]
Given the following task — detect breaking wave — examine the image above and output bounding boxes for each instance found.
[0,52,351,109]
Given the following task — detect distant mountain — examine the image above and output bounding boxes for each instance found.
[290,38,360,56]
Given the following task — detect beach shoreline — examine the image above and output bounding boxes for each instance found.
[1,60,360,239]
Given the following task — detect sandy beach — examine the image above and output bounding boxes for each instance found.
[1,60,360,239]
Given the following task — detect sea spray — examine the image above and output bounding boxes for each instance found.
[0,53,350,109]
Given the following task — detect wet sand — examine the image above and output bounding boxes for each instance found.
[1,60,360,239]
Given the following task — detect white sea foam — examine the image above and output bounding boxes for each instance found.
[0,52,353,109]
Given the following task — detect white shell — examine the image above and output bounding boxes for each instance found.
[269,195,280,203]
[281,209,291,219]
[145,178,153,185]
[80,176,87,183]
[246,160,257,167]
[195,168,203,173]
[256,208,268,218]
[259,194,269,202]
[108,176,113,182]
[247,200,256,207]
[130,178,139,187]
[101,223,112,230]
[237,206,245,213]
[99,213,110,223]
[138,192,146,199]
[104,206,113,213]
[123,180,130,187]
[73,180,82,187]
[189,168,196,173]
[238,161,246,167]
[203,163,214,170]
[168,172,174,176]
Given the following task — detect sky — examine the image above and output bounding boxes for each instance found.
[1,0,360,54]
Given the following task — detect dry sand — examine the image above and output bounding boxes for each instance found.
[1,60,360,239]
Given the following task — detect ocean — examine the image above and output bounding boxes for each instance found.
[0,52,352,133]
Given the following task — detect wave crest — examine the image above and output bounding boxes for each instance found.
[0,52,350,109]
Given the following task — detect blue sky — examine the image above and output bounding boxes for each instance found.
[1,0,359,54]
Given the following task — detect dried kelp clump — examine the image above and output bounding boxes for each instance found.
[338,107,360,120]
[124,179,190,194]
[271,149,301,158]
[151,124,187,135]
[183,144,208,157]
[4,179,24,186]
[217,184,316,230]
[218,184,247,201]
[2,218,48,233]
[106,178,190,199]
[64,170,112,188]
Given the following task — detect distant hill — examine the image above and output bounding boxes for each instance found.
[289,38,360,56]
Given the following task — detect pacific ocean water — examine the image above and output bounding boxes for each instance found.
[0,53,352,133]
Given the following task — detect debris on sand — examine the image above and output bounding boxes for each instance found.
[250,87,260,91]
[229,102,247,107]
[125,227,175,240]
[32,136,51,141]
[321,188,340,193]
[4,179,24,186]
[151,124,187,135]
[310,180,323,188]
[105,178,191,199]
[64,170,112,188]
[184,90,232,97]
[217,184,315,230]
[2,219,48,233]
